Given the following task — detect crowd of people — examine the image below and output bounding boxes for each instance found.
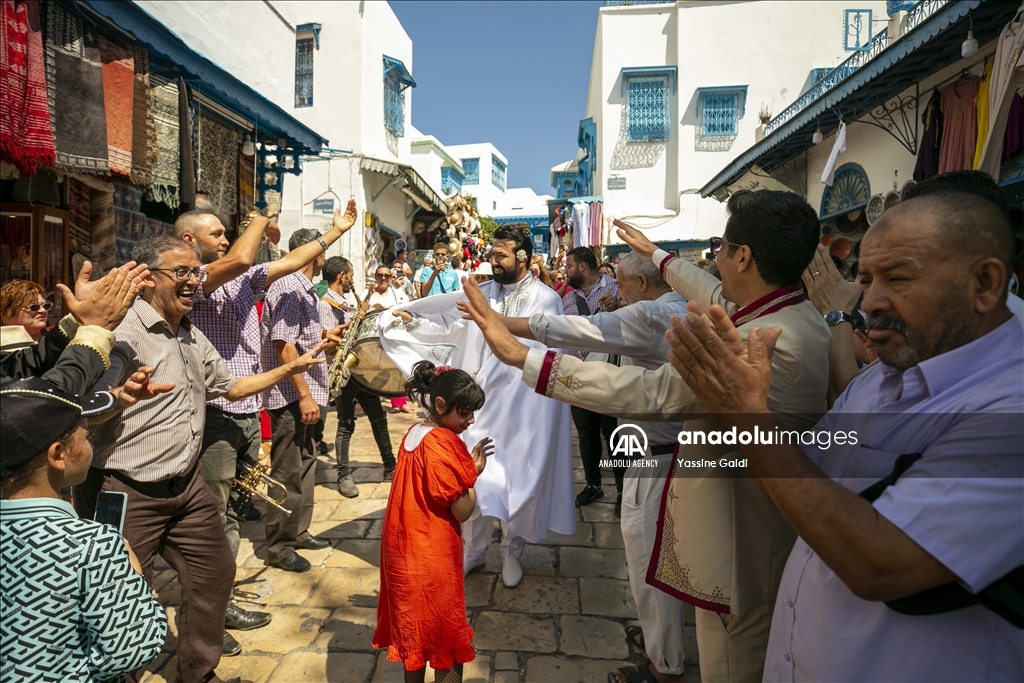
[1,170,1022,683]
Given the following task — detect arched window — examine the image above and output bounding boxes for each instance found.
[820,164,870,220]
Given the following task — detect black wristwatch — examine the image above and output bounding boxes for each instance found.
[824,310,855,326]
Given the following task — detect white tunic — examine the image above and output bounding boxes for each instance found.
[378,277,575,542]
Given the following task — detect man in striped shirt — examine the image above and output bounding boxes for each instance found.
[80,236,326,683]
[259,229,335,574]
[177,201,355,642]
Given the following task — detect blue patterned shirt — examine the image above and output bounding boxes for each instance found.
[260,271,328,409]
[0,498,167,682]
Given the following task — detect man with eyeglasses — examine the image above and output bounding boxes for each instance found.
[175,202,355,646]
[419,243,462,297]
[78,235,327,683]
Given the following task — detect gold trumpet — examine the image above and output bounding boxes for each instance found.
[233,461,292,516]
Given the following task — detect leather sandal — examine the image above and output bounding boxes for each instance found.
[608,661,657,683]
[626,624,646,651]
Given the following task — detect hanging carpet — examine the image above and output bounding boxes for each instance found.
[196,115,240,216]
[146,73,179,208]
[98,35,133,177]
[0,0,55,175]
[130,44,153,184]
[44,0,108,176]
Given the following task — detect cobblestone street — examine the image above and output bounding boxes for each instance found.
[140,406,700,683]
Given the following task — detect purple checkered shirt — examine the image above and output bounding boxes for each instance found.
[561,273,619,359]
[190,263,269,414]
[261,271,329,409]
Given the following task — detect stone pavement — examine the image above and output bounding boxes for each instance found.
[140,405,700,683]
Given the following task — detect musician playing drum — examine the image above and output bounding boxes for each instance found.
[321,259,398,498]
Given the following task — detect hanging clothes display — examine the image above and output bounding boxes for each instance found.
[914,89,943,181]
[588,201,602,247]
[1002,76,1024,162]
[977,10,1024,177]
[972,58,994,170]
[0,0,55,175]
[938,75,980,173]
[820,122,847,185]
[98,35,134,177]
[571,202,590,249]
[44,0,109,176]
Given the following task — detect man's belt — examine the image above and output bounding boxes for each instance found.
[102,461,199,498]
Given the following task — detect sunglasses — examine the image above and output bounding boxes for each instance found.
[375,273,392,280]
[710,236,742,256]
[23,302,53,313]
[152,267,208,283]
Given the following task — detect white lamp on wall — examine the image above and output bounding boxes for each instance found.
[242,134,255,156]
[812,120,824,145]
[962,17,978,57]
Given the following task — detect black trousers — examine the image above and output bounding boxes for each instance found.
[571,405,624,492]
[335,382,396,477]
[264,401,318,564]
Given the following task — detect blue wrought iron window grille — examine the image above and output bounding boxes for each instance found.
[491,155,506,191]
[294,38,314,108]
[441,167,464,195]
[461,158,479,185]
[627,78,671,142]
[698,88,748,137]
[383,56,416,138]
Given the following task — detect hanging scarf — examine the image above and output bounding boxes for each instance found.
[178,78,195,209]
[130,43,153,184]
[0,0,55,175]
[196,115,240,215]
[145,73,179,207]
[44,0,108,176]
[238,143,255,218]
[98,35,133,177]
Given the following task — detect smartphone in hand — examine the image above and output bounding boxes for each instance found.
[95,490,128,534]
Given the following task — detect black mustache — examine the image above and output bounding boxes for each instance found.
[864,313,908,336]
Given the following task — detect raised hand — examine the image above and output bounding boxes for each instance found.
[801,244,862,315]
[58,262,150,330]
[456,277,529,369]
[332,199,358,234]
[665,302,781,418]
[613,219,657,259]
[471,437,494,475]
[598,292,620,312]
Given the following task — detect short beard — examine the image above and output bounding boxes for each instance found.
[866,294,974,371]
[567,273,584,289]
[199,245,221,264]
[492,264,524,285]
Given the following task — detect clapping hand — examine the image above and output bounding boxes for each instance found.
[801,244,862,315]
[665,302,781,419]
[456,277,529,369]
[58,261,150,330]
[471,437,494,475]
[104,366,175,419]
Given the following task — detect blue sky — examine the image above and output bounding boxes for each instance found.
[389,1,602,197]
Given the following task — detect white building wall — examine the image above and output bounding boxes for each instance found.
[588,0,888,245]
[446,143,508,215]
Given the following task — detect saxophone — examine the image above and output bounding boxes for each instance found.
[328,288,364,399]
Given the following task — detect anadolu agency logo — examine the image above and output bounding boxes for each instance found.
[609,423,648,458]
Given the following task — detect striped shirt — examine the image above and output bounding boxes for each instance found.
[261,272,328,409]
[90,298,237,482]
[319,288,357,329]
[190,263,269,415]
[560,273,619,359]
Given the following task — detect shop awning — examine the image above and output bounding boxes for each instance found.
[701,0,1017,199]
[64,0,328,153]
[360,158,448,214]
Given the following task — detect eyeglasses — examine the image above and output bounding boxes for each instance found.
[710,237,742,256]
[152,267,208,283]
[23,302,53,313]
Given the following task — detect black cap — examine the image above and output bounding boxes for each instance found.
[0,377,115,477]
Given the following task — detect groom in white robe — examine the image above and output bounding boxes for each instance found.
[377,226,574,587]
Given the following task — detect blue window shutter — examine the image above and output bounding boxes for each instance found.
[462,158,479,184]
[701,93,737,136]
[294,38,314,108]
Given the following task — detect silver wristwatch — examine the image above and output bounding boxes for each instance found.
[824,310,855,326]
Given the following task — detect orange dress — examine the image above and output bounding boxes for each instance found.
[372,425,478,671]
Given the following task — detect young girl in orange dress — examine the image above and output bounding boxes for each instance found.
[372,360,494,683]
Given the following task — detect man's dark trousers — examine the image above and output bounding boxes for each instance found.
[335,382,396,476]
[571,406,624,493]
[264,401,318,564]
